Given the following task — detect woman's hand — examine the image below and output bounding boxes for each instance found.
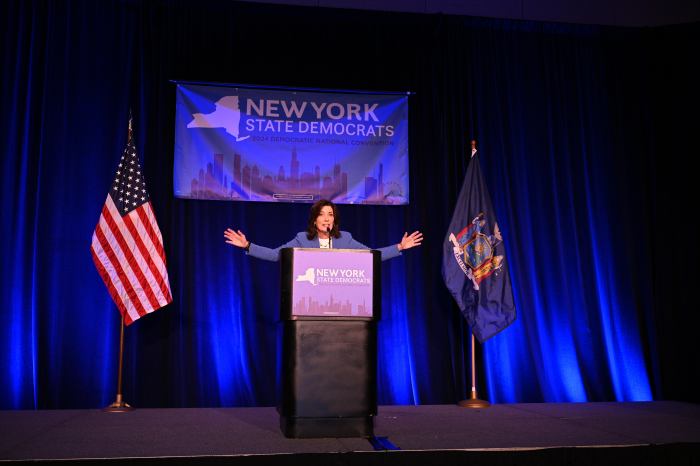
[224,228,250,249]
[398,231,423,251]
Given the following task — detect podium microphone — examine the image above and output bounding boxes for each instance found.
[327,227,332,249]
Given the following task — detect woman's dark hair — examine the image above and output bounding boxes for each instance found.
[306,199,341,240]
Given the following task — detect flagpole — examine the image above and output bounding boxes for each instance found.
[458,331,490,408]
[103,316,133,412]
[103,114,135,413]
[457,139,490,409]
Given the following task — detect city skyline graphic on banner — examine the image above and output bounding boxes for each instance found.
[188,148,391,204]
[173,83,410,205]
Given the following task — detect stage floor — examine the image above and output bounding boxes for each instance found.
[1,401,699,464]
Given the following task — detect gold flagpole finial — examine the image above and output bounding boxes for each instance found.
[128,111,133,144]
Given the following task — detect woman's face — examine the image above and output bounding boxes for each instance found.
[315,205,335,234]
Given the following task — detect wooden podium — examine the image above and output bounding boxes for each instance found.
[278,248,381,438]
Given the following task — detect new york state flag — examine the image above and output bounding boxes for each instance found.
[442,152,516,342]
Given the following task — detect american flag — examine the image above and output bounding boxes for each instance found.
[91,136,172,325]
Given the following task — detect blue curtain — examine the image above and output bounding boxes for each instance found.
[2,0,697,409]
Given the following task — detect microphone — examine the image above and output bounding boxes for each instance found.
[327,227,332,249]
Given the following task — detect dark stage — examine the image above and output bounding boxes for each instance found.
[2,402,699,465]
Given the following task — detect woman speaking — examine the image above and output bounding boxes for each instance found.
[224,199,423,261]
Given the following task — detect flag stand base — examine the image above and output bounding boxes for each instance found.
[458,390,491,409]
[103,394,133,413]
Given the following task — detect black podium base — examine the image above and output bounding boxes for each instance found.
[278,320,377,439]
[279,415,374,438]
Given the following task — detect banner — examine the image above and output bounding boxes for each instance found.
[174,83,409,204]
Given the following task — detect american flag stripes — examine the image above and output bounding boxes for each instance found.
[91,137,172,325]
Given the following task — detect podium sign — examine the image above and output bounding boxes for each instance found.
[291,249,374,318]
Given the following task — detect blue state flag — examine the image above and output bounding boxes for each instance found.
[442,152,516,342]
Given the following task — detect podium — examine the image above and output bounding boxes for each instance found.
[278,247,381,438]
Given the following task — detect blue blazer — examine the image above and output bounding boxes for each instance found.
[247,231,401,262]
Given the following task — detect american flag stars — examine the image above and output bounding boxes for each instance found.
[109,141,150,216]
